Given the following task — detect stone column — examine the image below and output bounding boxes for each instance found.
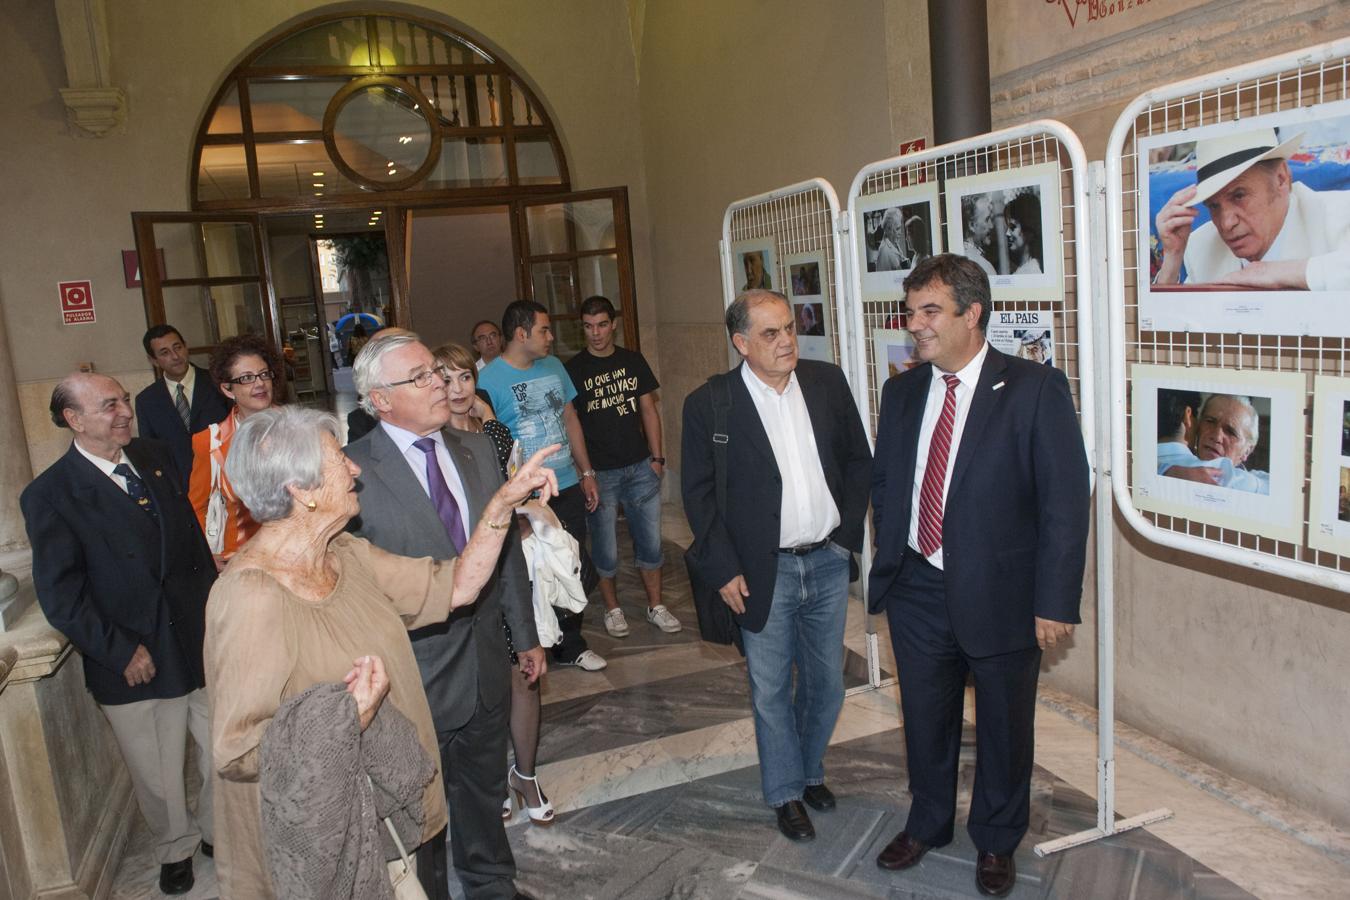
[0,287,34,627]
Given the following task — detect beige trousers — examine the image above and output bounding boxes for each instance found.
[100,688,213,864]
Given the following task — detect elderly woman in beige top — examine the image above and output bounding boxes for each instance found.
[204,405,557,899]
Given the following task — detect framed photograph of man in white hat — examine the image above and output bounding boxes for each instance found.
[1138,99,1350,335]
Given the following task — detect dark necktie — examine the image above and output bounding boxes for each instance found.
[174,383,191,430]
[917,374,960,557]
[113,463,158,520]
[413,437,467,553]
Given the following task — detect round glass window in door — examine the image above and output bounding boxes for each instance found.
[323,76,441,190]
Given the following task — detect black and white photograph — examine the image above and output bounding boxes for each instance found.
[871,328,919,393]
[1137,98,1350,336]
[1307,375,1350,555]
[855,185,941,301]
[729,237,777,294]
[784,251,833,363]
[945,162,1062,302]
[1130,364,1305,543]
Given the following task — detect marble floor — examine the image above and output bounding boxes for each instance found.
[108,511,1348,899]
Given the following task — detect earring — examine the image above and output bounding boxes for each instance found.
[304,500,317,511]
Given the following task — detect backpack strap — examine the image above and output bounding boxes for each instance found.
[707,373,733,512]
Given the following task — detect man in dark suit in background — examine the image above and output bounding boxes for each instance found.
[134,324,232,488]
[21,372,216,895]
[682,290,871,842]
[344,330,543,900]
[869,255,1089,897]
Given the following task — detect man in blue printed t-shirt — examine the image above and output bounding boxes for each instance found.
[479,300,607,671]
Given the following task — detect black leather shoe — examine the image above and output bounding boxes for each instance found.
[802,783,836,811]
[774,800,815,841]
[876,831,931,870]
[975,851,1016,897]
[159,857,194,895]
[200,841,213,858]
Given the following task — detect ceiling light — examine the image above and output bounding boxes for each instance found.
[316,224,324,229]
[312,182,325,187]
[314,191,323,196]
[387,168,397,175]
[398,136,412,144]
[373,210,382,216]
[312,171,325,177]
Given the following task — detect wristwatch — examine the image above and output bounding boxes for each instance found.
[651,456,666,465]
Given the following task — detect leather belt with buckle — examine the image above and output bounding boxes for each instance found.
[777,539,829,556]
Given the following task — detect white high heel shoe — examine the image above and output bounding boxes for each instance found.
[508,764,555,825]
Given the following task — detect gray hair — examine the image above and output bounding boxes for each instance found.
[880,207,904,235]
[353,329,422,416]
[725,290,790,341]
[226,406,341,523]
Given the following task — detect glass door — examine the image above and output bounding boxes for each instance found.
[131,212,276,362]
[514,187,637,358]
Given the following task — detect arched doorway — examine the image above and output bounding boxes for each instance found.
[133,10,638,402]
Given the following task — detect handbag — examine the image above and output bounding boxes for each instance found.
[203,422,227,554]
[684,374,742,650]
[381,814,429,900]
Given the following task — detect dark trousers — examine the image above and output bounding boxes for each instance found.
[417,692,518,899]
[548,483,593,663]
[884,548,1041,856]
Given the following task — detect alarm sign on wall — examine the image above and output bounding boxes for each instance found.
[58,280,96,325]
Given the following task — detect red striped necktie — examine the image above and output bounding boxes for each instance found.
[917,374,960,557]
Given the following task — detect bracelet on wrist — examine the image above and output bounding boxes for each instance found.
[581,469,596,479]
[485,515,512,529]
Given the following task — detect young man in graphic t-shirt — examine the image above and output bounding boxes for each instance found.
[479,300,607,672]
[565,296,682,638]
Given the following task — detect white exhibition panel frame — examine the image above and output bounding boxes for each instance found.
[718,179,885,688]
[1105,37,1350,593]
[843,121,1097,474]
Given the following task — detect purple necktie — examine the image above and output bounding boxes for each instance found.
[414,437,467,553]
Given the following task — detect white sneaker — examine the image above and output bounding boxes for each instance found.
[604,608,630,637]
[571,650,608,671]
[646,604,683,633]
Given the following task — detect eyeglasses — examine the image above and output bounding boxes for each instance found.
[227,370,275,385]
[388,364,449,389]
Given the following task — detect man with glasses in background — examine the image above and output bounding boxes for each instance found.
[346,331,545,900]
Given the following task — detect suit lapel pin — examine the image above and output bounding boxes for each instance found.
[992,381,1006,391]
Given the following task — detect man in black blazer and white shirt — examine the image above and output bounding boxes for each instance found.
[133,324,231,488]
[682,290,871,842]
[869,255,1089,897]
[344,330,544,900]
[21,372,216,895]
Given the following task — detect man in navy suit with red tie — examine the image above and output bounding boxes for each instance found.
[868,255,1089,897]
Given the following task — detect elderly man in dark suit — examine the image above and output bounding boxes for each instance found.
[21,372,216,895]
[134,324,232,488]
[682,289,871,842]
[869,254,1089,897]
[344,330,544,900]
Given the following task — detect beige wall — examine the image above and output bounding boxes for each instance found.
[636,0,923,474]
[407,207,517,349]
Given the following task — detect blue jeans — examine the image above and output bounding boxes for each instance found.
[586,460,664,578]
[740,541,851,807]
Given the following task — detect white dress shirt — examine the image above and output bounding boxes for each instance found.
[380,421,470,527]
[164,363,196,408]
[75,441,138,494]
[740,364,841,547]
[907,341,990,569]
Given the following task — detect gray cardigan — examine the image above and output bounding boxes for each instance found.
[259,683,434,900]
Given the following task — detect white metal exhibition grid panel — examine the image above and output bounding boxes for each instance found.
[855,133,1084,438]
[1118,52,1350,574]
[727,186,844,367]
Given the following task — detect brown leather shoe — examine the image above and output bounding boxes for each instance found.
[975,851,1016,897]
[876,831,931,870]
